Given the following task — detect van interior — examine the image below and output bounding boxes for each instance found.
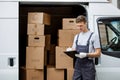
[19,2,87,67]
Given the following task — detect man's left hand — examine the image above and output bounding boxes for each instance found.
[75,52,87,58]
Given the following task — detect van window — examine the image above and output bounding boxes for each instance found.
[98,17,120,58]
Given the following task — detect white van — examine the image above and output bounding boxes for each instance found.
[0,0,120,80]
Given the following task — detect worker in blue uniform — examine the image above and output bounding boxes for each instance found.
[72,15,101,80]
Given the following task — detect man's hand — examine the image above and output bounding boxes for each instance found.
[75,52,87,58]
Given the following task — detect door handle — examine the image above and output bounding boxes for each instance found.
[95,58,98,65]
[8,57,15,67]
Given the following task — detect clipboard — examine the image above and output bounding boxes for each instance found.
[64,50,78,58]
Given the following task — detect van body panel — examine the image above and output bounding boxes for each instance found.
[0,19,18,54]
[88,3,120,32]
[0,55,18,80]
[0,2,18,18]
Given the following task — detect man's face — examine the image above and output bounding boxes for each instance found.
[76,22,87,32]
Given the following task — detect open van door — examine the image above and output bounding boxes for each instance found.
[89,3,120,80]
[96,17,120,80]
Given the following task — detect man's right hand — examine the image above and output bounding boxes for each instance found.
[66,47,73,51]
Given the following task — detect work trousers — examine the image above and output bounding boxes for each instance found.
[73,58,96,80]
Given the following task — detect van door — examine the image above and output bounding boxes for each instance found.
[96,16,120,80]
[0,2,18,80]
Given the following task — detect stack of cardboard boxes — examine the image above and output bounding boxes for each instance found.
[25,12,51,80]
[46,18,80,80]
[56,18,80,80]
[20,13,80,80]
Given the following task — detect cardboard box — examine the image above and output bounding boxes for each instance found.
[58,30,80,46]
[28,35,45,47]
[27,24,45,35]
[44,49,48,66]
[45,35,51,50]
[62,18,78,29]
[28,12,51,25]
[56,46,73,69]
[47,66,64,80]
[50,44,56,54]
[47,44,56,66]
[67,68,74,80]
[28,35,51,48]
[26,47,45,69]
[20,68,44,80]
[48,53,55,66]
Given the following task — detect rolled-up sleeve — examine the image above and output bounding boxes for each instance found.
[93,34,101,48]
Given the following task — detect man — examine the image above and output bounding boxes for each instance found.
[72,15,101,80]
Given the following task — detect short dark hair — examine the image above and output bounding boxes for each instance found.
[76,15,87,23]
